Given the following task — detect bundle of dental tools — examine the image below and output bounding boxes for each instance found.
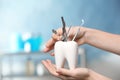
[52,17,84,41]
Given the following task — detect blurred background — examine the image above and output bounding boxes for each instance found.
[0,0,120,80]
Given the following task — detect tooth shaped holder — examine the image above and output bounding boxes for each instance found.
[54,41,78,70]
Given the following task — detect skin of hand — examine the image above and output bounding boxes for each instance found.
[43,26,120,54]
[42,60,111,80]
[43,26,86,54]
[42,60,89,80]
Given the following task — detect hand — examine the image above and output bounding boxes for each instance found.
[43,26,87,53]
[42,60,89,80]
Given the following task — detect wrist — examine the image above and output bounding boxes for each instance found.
[82,27,93,45]
[78,26,89,44]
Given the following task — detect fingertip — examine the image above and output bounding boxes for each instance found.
[41,60,44,62]
[56,71,62,75]
[45,38,54,47]
[46,59,51,63]
[50,53,55,56]
[43,47,49,52]
[56,68,61,73]
[45,44,50,48]
[41,49,46,53]
[41,60,46,64]
[43,49,47,52]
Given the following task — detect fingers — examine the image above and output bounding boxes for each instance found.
[44,27,75,53]
[41,60,52,72]
[50,52,55,56]
[42,60,59,76]
[56,68,89,80]
[56,68,73,77]
[46,38,55,47]
[42,60,76,80]
[46,60,56,71]
[43,34,61,52]
[58,76,75,80]
[46,30,62,46]
[43,39,55,52]
[43,46,54,52]
[43,27,67,52]
[74,68,89,78]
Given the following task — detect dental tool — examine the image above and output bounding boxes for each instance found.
[52,29,57,34]
[72,19,84,41]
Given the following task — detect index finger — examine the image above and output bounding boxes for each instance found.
[44,32,62,52]
[46,33,61,47]
[46,27,69,47]
[43,38,55,52]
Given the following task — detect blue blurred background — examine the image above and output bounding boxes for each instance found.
[0,0,120,80]
[0,0,120,51]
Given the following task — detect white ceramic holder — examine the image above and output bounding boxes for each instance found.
[54,41,78,70]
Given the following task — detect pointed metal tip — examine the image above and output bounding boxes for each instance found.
[81,19,84,26]
[52,29,57,34]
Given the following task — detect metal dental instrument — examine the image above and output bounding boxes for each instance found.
[52,17,67,41]
[72,19,84,41]
[52,29,57,34]
[66,26,72,41]
[52,17,84,41]
[61,17,67,41]
[81,19,84,26]
[72,27,80,41]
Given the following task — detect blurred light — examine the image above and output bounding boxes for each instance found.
[10,33,24,52]
[22,32,32,41]
[24,42,31,53]
[37,64,44,76]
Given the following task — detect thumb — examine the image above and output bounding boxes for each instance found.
[56,68,73,76]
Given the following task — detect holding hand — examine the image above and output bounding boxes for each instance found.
[42,60,111,80]
[42,60,89,80]
[43,26,87,53]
